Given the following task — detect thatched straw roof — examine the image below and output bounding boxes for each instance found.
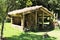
[8,5,53,16]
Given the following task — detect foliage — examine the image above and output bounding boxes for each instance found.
[5,33,56,40]
[26,0,32,7]
[0,0,7,21]
[48,0,58,11]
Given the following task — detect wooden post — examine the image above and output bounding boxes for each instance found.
[42,12,44,29]
[53,14,55,21]
[21,13,25,31]
[23,13,25,28]
[35,10,37,27]
[11,17,12,24]
[34,10,38,31]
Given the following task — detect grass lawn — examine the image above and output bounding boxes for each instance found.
[0,23,60,40]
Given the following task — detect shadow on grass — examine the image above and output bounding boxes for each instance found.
[4,33,56,40]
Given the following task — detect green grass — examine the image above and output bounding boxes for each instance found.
[0,23,60,40]
[0,23,22,37]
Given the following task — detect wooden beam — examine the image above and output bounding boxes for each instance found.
[21,13,25,31]
[40,8,53,16]
[11,17,12,24]
[23,13,25,27]
[42,12,44,29]
[35,10,37,26]
[34,10,38,31]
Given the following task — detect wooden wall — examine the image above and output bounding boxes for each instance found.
[12,16,21,26]
[24,12,35,30]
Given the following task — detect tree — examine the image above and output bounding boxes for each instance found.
[0,0,8,39]
[48,0,58,11]
[0,0,26,39]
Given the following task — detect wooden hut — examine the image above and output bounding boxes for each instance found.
[8,6,54,31]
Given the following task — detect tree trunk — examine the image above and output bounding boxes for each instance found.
[0,4,9,40]
[1,18,4,40]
